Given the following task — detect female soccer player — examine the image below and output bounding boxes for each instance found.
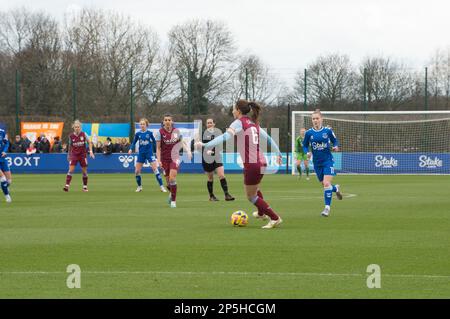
[200,118,234,201]
[128,118,167,193]
[0,170,11,203]
[63,120,95,192]
[198,100,283,229]
[0,128,12,202]
[156,114,191,208]
[295,127,310,180]
[302,109,343,217]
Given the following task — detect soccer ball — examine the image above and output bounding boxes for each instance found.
[231,210,248,227]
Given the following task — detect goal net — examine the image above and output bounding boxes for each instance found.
[291,111,450,175]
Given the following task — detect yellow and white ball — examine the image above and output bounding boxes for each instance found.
[231,211,249,227]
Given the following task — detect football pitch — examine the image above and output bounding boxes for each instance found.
[0,173,449,298]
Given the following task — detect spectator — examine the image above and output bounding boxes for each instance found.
[94,142,103,153]
[120,138,130,153]
[36,134,50,153]
[103,137,113,155]
[51,136,63,153]
[34,133,43,151]
[62,143,68,153]
[26,142,37,156]
[112,138,121,153]
[10,135,24,153]
[21,135,31,150]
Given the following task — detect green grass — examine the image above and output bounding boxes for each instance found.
[0,173,449,298]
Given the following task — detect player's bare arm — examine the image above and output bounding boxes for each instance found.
[87,137,95,159]
[156,140,162,167]
[67,141,71,162]
[181,139,192,160]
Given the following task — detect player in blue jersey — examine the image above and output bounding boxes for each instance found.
[303,109,343,217]
[0,128,12,203]
[128,118,167,193]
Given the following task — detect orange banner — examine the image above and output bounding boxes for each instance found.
[21,122,64,146]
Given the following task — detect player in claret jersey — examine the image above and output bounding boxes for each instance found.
[199,100,283,229]
[302,109,343,217]
[63,120,95,192]
[128,118,167,193]
[155,114,191,208]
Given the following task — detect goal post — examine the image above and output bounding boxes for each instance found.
[291,111,450,175]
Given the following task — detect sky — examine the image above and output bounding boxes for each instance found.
[1,0,449,85]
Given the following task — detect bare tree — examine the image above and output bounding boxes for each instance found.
[0,8,65,117]
[360,56,416,110]
[169,19,236,114]
[63,8,175,117]
[0,7,32,55]
[292,54,357,110]
[226,54,280,105]
[427,48,450,108]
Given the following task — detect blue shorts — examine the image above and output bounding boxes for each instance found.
[137,153,156,164]
[0,160,10,172]
[314,162,336,182]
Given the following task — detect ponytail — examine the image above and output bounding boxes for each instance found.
[235,99,262,123]
[248,102,261,123]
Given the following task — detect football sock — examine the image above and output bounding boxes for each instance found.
[135,175,142,187]
[154,169,163,187]
[207,181,213,196]
[251,195,279,221]
[332,184,337,193]
[256,190,264,215]
[1,177,9,196]
[297,165,302,176]
[82,174,88,186]
[305,167,310,177]
[169,181,177,201]
[65,173,72,186]
[219,178,229,194]
[324,186,333,206]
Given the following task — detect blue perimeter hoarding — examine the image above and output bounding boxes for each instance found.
[4,152,449,174]
[4,152,287,174]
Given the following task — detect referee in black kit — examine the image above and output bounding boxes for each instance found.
[192,118,235,201]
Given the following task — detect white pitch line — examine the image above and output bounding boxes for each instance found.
[0,270,448,279]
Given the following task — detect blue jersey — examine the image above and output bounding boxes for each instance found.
[0,129,9,162]
[130,130,156,155]
[303,127,339,166]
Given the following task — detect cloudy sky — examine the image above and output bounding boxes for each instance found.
[1,0,449,84]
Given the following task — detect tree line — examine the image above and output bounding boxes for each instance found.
[0,7,449,149]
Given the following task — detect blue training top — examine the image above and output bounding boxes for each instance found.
[0,129,9,162]
[302,127,339,166]
[130,130,156,155]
